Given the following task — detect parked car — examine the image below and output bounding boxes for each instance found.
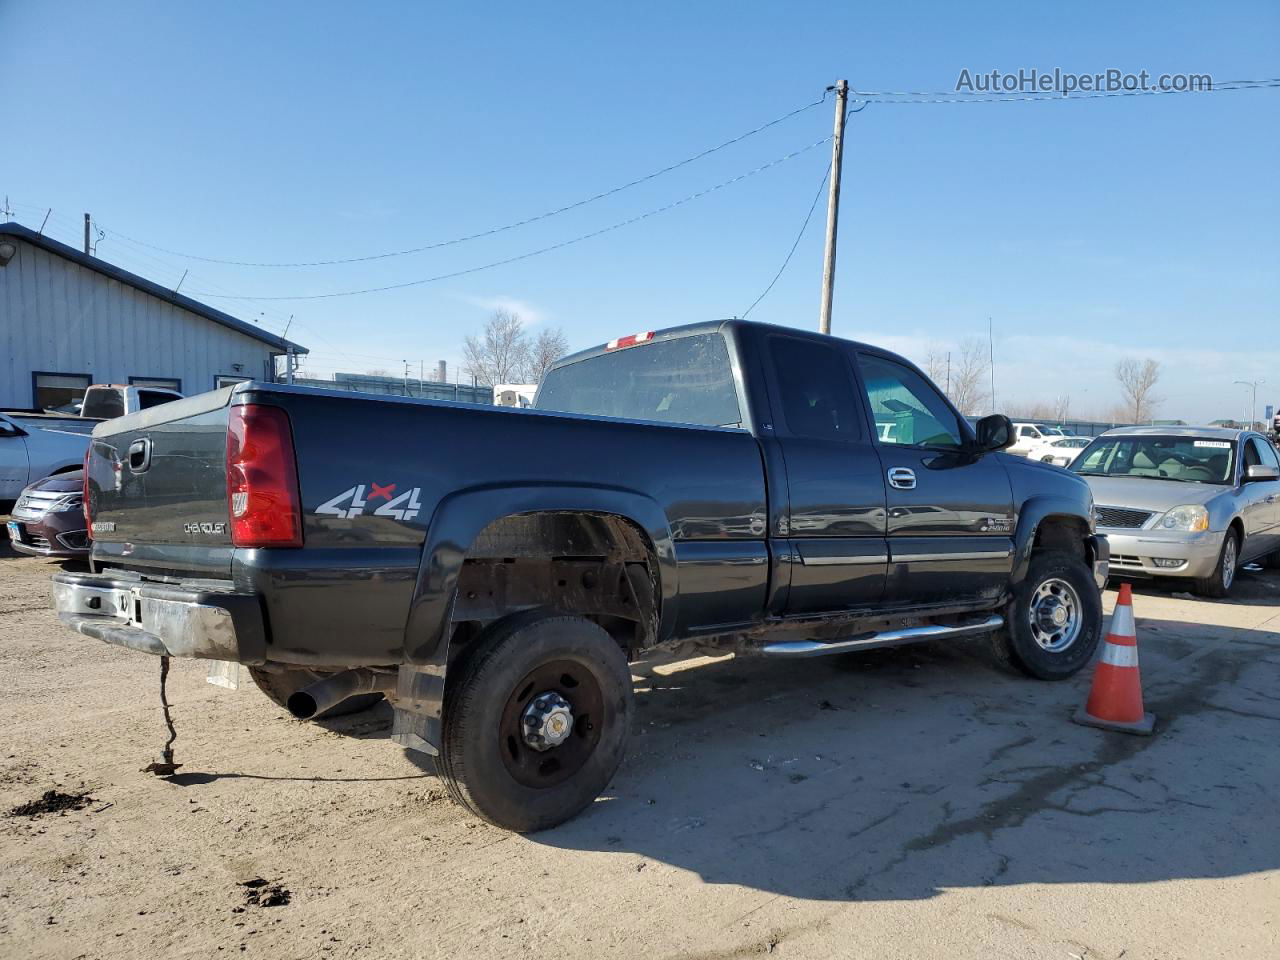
[50,321,1107,832]
[7,470,89,558]
[0,412,88,511]
[1071,426,1280,596]
[79,384,184,419]
[1007,422,1066,457]
[1035,436,1092,467]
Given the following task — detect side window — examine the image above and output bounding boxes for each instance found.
[138,390,178,410]
[1244,440,1262,469]
[1256,439,1280,470]
[1019,426,1037,438]
[857,355,964,449]
[768,337,862,441]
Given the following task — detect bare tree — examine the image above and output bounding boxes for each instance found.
[463,309,531,385]
[921,346,946,387]
[527,327,570,383]
[949,337,990,416]
[1053,394,1071,422]
[1114,357,1161,423]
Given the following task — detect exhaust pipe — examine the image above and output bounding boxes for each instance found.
[286,669,397,720]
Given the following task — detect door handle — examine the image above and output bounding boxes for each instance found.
[888,467,916,490]
[127,438,152,474]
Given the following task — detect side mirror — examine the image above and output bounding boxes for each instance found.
[1245,464,1279,482]
[974,414,1014,452]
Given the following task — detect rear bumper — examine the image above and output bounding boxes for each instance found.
[1100,528,1223,580]
[50,570,267,663]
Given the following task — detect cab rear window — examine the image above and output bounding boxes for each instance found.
[536,334,742,428]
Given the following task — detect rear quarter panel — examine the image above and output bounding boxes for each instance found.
[248,386,768,665]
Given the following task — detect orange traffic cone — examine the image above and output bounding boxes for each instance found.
[1072,583,1155,735]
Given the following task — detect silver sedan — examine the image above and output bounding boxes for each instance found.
[1070,426,1280,597]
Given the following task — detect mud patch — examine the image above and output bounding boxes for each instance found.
[7,789,95,818]
[239,877,291,908]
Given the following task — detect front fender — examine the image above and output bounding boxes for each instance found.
[402,483,678,666]
[1011,495,1095,584]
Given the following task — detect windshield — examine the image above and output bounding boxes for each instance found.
[1071,435,1236,484]
[535,333,742,428]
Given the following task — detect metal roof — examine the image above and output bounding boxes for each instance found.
[0,222,306,355]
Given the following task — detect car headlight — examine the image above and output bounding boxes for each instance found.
[1159,504,1209,532]
[50,494,84,511]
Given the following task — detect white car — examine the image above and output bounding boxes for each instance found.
[1034,436,1092,467]
[1008,422,1067,457]
[0,413,89,507]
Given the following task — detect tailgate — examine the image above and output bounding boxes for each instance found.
[87,388,237,577]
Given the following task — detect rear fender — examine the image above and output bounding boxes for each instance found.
[402,484,677,666]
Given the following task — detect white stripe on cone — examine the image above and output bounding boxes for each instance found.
[1101,643,1140,668]
[1109,602,1136,638]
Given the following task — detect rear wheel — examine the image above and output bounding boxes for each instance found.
[248,667,383,719]
[991,550,1102,680]
[435,611,633,832]
[1194,529,1239,598]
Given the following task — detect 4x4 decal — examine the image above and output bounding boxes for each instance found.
[316,483,422,521]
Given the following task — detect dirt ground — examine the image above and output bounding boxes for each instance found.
[1,542,1277,960]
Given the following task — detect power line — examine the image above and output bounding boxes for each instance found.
[742,160,831,318]
[851,76,1280,104]
[184,135,834,302]
[98,94,831,269]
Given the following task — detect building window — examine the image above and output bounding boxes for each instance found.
[32,372,91,413]
[129,376,182,391]
[215,375,251,389]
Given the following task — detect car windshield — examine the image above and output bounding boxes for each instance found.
[1071,435,1236,484]
[535,332,742,428]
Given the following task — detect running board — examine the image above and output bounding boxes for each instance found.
[760,614,1004,658]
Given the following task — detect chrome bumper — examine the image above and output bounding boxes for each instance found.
[50,571,267,663]
[1098,528,1224,580]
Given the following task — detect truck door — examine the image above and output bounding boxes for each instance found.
[762,334,888,614]
[854,352,1015,605]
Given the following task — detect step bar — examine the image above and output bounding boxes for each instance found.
[761,614,1004,658]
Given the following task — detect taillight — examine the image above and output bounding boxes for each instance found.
[606,331,654,350]
[82,447,92,538]
[226,404,303,548]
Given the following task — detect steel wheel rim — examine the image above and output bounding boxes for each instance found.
[1028,577,1083,652]
[498,658,604,789]
[1222,537,1237,588]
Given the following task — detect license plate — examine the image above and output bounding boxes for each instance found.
[6,521,21,543]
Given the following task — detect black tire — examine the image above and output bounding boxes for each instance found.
[248,667,383,719]
[990,550,1102,680]
[1193,529,1239,598]
[435,611,633,833]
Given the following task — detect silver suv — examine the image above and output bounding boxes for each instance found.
[1070,426,1280,597]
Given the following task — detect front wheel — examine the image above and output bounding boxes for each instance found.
[435,611,634,832]
[991,551,1102,680]
[1194,529,1239,598]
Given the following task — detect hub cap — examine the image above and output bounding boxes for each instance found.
[1028,577,1082,653]
[498,659,605,789]
[1222,537,1237,589]
[522,692,574,751]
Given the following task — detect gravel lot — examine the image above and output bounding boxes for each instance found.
[1,542,1277,960]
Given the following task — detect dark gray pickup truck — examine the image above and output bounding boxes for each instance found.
[52,320,1108,831]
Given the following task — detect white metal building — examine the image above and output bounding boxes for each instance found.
[0,222,306,411]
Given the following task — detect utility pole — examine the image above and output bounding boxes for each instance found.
[988,317,997,413]
[818,79,848,335]
[1235,379,1264,430]
[84,213,91,255]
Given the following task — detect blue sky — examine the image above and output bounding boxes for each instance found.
[4,2,1277,422]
